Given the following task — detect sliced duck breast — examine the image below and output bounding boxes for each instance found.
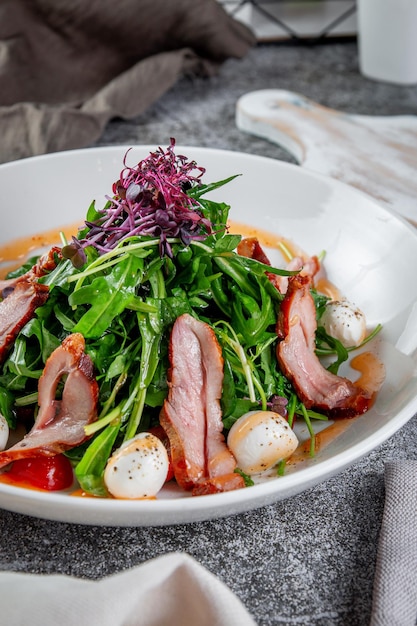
[276,275,371,418]
[0,246,62,363]
[160,314,244,494]
[0,333,98,468]
[0,280,50,364]
[0,246,61,298]
[237,236,320,293]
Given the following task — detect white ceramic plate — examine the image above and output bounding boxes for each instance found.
[0,145,417,527]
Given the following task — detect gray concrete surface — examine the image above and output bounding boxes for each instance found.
[1,40,416,626]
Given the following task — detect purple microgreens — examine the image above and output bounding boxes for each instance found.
[267,394,288,418]
[62,237,87,269]
[66,140,212,266]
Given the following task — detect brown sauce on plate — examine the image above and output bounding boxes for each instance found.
[0,222,81,278]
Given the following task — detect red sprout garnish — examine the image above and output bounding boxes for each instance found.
[64,140,213,265]
[267,395,288,418]
[62,237,87,268]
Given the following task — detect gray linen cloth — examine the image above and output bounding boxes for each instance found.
[0,0,255,163]
[0,552,256,626]
[370,460,417,626]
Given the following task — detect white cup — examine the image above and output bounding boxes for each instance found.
[357,0,417,85]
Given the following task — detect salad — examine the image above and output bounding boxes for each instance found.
[0,141,383,499]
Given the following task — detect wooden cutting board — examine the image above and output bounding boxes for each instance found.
[236,89,417,224]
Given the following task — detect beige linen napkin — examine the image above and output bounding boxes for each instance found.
[0,552,256,626]
[370,460,417,626]
[0,0,255,163]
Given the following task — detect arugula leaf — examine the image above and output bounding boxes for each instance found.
[70,255,144,338]
[214,234,242,253]
[188,175,240,200]
[231,283,276,347]
[123,305,163,441]
[21,318,61,363]
[75,420,121,497]
[5,256,40,279]
[315,326,349,374]
[7,336,44,380]
[40,258,77,290]
[0,386,16,428]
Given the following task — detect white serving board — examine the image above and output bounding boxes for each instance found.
[236,89,417,223]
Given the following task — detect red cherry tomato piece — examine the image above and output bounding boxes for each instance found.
[6,455,74,491]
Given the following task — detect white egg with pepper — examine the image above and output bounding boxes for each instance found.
[104,432,169,499]
[320,299,366,348]
[0,414,9,451]
[227,410,299,475]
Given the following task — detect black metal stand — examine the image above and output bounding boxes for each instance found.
[224,0,357,42]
